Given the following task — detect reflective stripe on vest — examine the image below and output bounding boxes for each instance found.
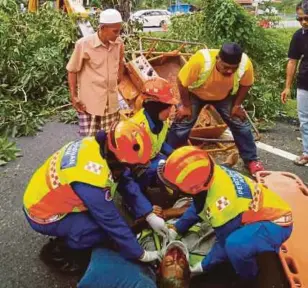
[130,108,168,159]
[233,53,248,95]
[198,165,292,228]
[23,137,116,223]
[189,49,249,95]
[138,229,162,251]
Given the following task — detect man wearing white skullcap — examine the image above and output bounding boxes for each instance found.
[67,9,125,136]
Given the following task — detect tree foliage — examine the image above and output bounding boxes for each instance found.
[0,0,77,163]
[0,1,77,135]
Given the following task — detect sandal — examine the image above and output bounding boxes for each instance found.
[293,155,308,166]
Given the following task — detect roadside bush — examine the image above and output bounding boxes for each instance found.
[0,0,77,130]
[0,0,77,163]
[0,137,21,166]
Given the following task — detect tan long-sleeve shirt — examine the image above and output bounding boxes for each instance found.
[66,33,124,116]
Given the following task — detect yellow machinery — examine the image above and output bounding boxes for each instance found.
[28,0,89,17]
[28,0,95,36]
[28,0,89,18]
[56,0,90,18]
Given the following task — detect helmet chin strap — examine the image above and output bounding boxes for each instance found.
[193,190,207,214]
[101,143,125,180]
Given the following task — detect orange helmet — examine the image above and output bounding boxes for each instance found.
[158,146,215,194]
[142,77,178,105]
[107,120,152,165]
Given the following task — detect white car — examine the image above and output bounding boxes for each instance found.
[130,9,171,27]
[257,6,278,15]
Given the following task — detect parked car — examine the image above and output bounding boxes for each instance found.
[130,9,171,27]
[257,7,278,15]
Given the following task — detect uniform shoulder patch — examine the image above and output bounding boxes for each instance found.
[61,141,81,169]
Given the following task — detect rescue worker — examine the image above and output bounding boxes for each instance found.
[166,42,264,176]
[118,77,178,223]
[158,146,293,285]
[23,121,163,274]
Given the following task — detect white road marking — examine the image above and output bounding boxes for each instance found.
[256,142,308,167]
[223,129,308,166]
[257,142,296,161]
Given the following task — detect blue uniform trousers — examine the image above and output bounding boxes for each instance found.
[25,211,107,250]
[201,221,292,279]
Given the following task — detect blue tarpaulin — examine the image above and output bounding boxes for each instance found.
[168,3,192,14]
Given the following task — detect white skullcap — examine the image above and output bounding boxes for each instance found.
[99,9,123,24]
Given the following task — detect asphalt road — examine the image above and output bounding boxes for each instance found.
[0,120,307,288]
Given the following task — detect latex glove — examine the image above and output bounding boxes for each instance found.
[190,262,204,276]
[168,227,178,242]
[146,213,169,237]
[139,250,160,263]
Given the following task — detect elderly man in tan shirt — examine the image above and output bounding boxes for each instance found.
[66,9,125,136]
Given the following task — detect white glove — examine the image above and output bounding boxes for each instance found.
[190,262,204,276]
[146,213,169,237]
[139,250,160,262]
[168,228,178,242]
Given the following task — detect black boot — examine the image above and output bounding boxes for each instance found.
[39,238,91,276]
[39,237,68,266]
[58,248,92,276]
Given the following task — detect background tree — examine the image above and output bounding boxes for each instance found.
[116,0,131,21]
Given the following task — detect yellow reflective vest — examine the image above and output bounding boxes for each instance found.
[189,49,250,95]
[23,137,116,224]
[198,165,292,228]
[130,108,168,159]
